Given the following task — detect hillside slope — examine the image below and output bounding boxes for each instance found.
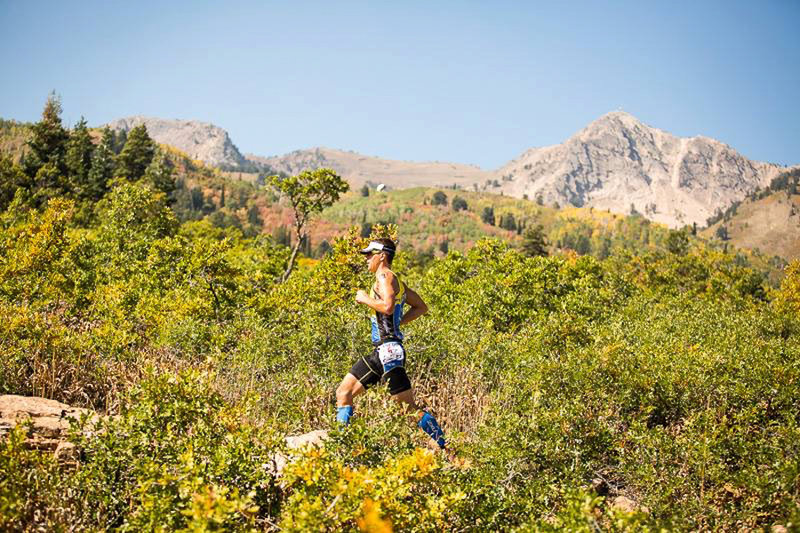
[703,168,800,260]
[247,147,491,189]
[704,191,800,259]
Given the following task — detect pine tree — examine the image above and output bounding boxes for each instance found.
[0,155,29,210]
[521,225,548,257]
[66,117,94,196]
[115,125,155,181]
[481,206,495,226]
[87,127,116,201]
[24,92,69,189]
[143,147,175,198]
[499,213,517,231]
[247,204,262,227]
[432,191,448,206]
[302,234,313,257]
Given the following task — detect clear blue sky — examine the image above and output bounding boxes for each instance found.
[1,1,798,169]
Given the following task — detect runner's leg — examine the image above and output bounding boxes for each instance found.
[335,373,365,424]
[392,387,446,449]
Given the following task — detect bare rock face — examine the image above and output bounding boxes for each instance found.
[107,116,249,170]
[496,111,788,228]
[0,395,99,461]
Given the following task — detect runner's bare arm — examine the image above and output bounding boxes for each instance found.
[355,271,396,314]
[399,286,428,326]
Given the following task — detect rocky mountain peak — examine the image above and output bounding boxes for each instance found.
[495,111,787,228]
[106,116,249,170]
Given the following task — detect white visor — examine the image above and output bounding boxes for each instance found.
[360,241,395,255]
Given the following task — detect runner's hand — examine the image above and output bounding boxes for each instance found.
[355,290,369,304]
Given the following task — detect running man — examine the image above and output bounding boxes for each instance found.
[335,238,446,450]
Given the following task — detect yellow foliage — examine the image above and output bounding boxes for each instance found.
[774,259,800,314]
[280,446,464,532]
[358,499,393,533]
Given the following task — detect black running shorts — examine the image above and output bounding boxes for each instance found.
[349,343,411,395]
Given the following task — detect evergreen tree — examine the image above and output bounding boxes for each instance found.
[115,125,155,181]
[0,155,29,210]
[360,184,370,197]
[452,196,468,212]
[272,225,291,247]
[575,234,591,255]
[24,92,69,189]
[666,229,690,256]
[499,213,517,231]
[143,148,175,199]
[521,225,548,257]
[86,127,116,201]
[598,237,612,259]
[481,206,495,226]
[247,204,262,228]
[317,239,332,256]
[65,117,94,196]
[360,222,373,238]
[189,187,204,211]
[432,191,448,206]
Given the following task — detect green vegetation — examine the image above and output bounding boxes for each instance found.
[1,96,799,530]
[269,168,349,281]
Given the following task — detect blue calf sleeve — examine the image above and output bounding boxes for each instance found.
[418,411,446,449]
[336,405,354,424]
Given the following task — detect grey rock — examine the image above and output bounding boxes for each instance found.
[107,116,248,170]
[495,111,793,228]
[270,429,329,477]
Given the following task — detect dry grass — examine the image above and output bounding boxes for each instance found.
[703,191,800,260]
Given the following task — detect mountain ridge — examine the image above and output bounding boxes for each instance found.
[246,146,490,189]
[104,111,796,229]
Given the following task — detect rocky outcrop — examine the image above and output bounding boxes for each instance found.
[495,111,789,228]
[0,395,100,462]
[107,116,250,170]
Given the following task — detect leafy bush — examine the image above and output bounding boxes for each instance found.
[0,370,282,531]
[1,115,799,529]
